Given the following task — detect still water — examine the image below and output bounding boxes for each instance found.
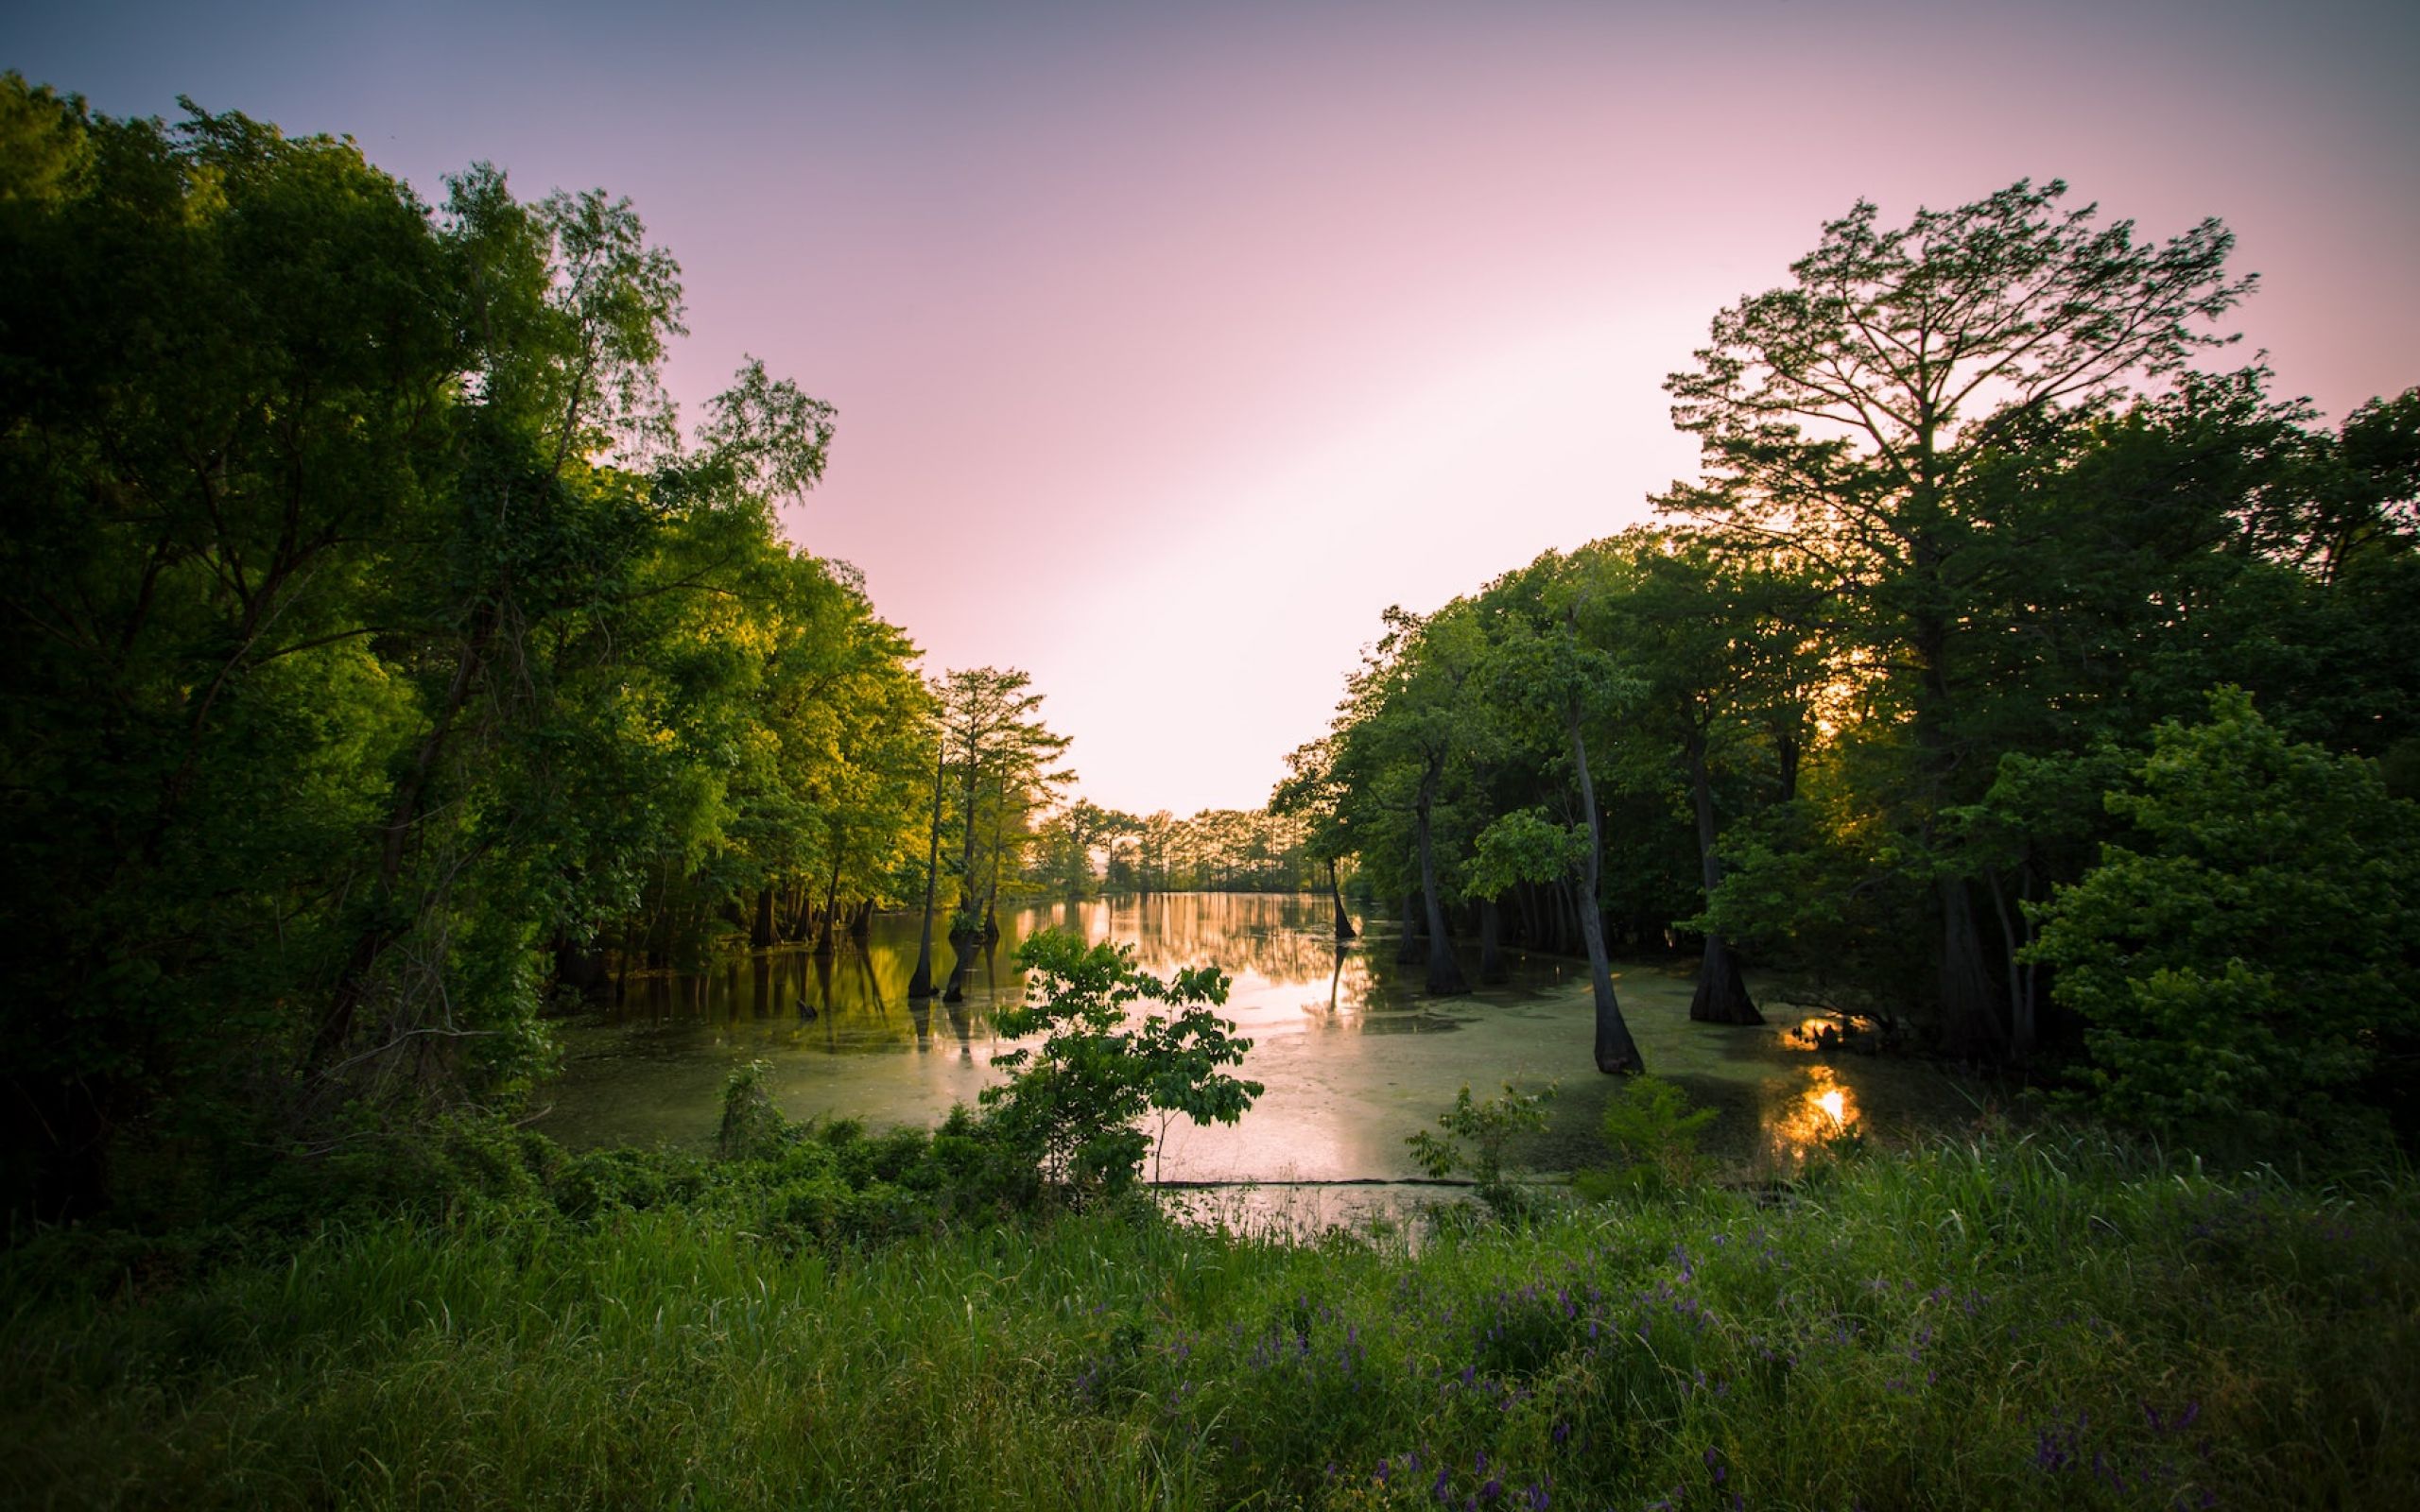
[538,893,1982,1187]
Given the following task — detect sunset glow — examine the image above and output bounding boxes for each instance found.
[13,0,2416,815]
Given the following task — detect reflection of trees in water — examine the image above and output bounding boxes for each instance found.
[1046,893,1345,983]
[578,893,1989,1177]
[621,894,1400,1040]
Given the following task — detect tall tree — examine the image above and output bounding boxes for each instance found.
[1478,557,1649,1072]
[1334,607,1486,996]
[1661,179,2254,1058]
[0,82,862,1216]
[903,668,1070,1001]
[1271,736,1360,939]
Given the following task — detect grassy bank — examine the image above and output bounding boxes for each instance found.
[6,1129,2414,1511]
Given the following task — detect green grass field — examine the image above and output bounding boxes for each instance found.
[7,1127,2413,1511]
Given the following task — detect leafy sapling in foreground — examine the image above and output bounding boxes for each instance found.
[984,929,1262,1199]
[1575,1074,1719,1201]
[1407,1081,1555,1220]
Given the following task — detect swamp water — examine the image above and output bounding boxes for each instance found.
[541,894,1984,1219]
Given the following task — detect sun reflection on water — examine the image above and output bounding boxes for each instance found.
[1764,1065,1860,1166]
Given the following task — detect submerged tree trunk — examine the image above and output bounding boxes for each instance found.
[1328,857,1356,941]
[952,755,982,940]
[907,739,946,1000]
[551,932,609,1005]
[1684,729,1763,1026]
[942,771,1005,1004]
[1570,704,1644,1074]
[979,798,1007,945]
[1396,888,1424,965]
[814,857,842,957]
[1691,933,1758,1025]
[1414,768,1469,996]
[1478,897,1508,984]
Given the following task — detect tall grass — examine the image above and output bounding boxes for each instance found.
[6,1131,2413,1509]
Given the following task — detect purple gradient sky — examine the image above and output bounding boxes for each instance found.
[13,1,2418,815]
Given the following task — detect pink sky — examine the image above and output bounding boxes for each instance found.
[18,1,2419,815]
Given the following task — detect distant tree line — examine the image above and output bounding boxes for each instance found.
[1027,802,1323,898]
[1285,180,2418,1140]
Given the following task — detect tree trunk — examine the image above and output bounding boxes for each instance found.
[1328,857,1356,941]
[1395,888,1424,965]
[1774,718,1803,804]
[1910,589,2006,1061]
[952,750,982,938]
[551,932,609,1005]
[1685,728,1763,1025]
[751,885,776,951]
[1478,897,1508,984]
[1984,866,2035,1064]
[1937,876,2008,1059]
[908,738,946,999]
[1570,704,1644,1074]
[979,796,1007,945]
[947,790,1007,1003]
[310,610,492,1073]
[1414,768,1469,996]
[939,788,987,1001]
[815,857,842,956]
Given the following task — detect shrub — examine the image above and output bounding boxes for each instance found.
[2025,689,2420,1145]
[983,929,1262,1200]
[716,1058,795,1160]
[1575,1074,1719,1201]
[1406,1081,1554,1219]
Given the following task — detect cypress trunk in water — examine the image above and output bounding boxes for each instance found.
[1684,730,1762,1025]
[1478,898,1508,984]
[1395,889,1424,965]
[1414,769,1469,996]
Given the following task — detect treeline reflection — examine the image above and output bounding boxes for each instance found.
[605,892,1364,1045]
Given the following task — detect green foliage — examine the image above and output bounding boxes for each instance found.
[0,78,937,1220]
[1462,808,1587,902]
[1575,1074,1720,1201]
[715,1059,792,1161]
[1299,174,2416,1093]
[9,1133,2416,1510]
[2027,689,2420,1143]
[1405,1081,1554,1219]
[982,930,1263,1199]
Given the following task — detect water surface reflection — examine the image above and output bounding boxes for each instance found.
[542,893,1974,1182]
